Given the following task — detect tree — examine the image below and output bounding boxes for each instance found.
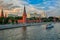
[41,18,48,22]
[48,17,53,22]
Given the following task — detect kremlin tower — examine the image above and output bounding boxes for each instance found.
[23,6,27,23]
[17,6,27,23]
[0,9,7,18]
[0,9,4,18]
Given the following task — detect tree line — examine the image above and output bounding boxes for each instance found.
[0,16,60,24]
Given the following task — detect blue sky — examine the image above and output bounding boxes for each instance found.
[0,0,60,16]
[22,0,60,16]
[23,0,57,10]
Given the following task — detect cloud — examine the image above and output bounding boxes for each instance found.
[45,0,60,16]
[0,0,41,15]
[0,0,60,16]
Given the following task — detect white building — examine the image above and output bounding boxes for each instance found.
[27,13,41,18]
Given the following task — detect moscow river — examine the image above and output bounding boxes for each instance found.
[0,23,60,40]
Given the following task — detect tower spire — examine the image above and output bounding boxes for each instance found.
[1,9,4,17]
[23,5,27,16]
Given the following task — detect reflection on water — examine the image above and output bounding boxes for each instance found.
[22,26,27,40]
[0,23,60,40]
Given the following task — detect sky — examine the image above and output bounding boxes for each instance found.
[24,0,57,10]
[0,0,60,17]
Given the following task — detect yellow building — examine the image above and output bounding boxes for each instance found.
[27,13,31,18]
[40,10,47,18]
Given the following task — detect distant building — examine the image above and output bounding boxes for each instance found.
[27,13,31,18]
[39,10,47,18]
[8,14,18,17]
[27,13,41,18]
[31,13,41,17]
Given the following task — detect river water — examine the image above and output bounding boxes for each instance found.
[0,23,60,40]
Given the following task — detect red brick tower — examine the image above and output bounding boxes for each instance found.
[1,9,4,18]
[23,6,27,23]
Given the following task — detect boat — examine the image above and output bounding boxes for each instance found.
[46,23,54,29]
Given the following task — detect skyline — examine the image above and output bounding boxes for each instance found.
[0,0,60,17]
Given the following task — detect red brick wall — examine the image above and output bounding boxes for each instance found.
[17,19,41,23]
[18,20,23,23]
